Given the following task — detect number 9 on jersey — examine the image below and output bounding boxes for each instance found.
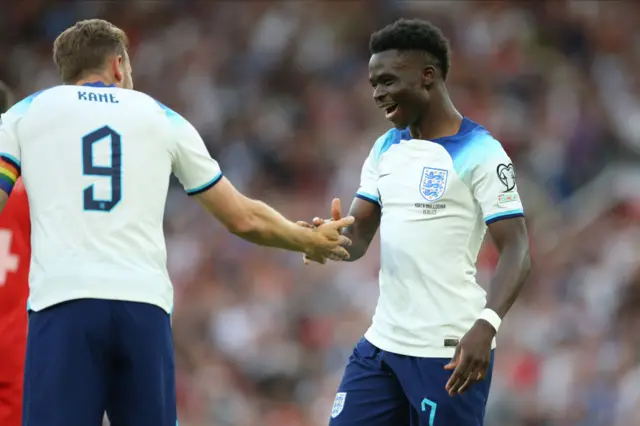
[82,125,122,212]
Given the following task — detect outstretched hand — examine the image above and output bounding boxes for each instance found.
[304,212,353,264]
[297,198,348,265]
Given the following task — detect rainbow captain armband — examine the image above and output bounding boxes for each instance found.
[0,154,20,195]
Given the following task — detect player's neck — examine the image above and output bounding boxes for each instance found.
[74,74,117,87]
[409,92,462,141]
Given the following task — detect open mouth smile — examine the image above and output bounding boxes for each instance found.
[379,103,399,119]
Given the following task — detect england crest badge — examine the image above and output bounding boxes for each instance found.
[331,392,347,418]
[419,167,448,202]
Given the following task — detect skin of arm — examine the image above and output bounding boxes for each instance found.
[444,216,531,395]
[482,216,531,320]
[339,197,381,262]
[195,177,352,258]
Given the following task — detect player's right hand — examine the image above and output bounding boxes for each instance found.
[298,198,349,264]
[303,215,353,264]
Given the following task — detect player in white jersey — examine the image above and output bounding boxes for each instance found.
[300,19,531,426]
[0,19,354,426]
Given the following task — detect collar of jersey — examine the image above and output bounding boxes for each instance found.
[427,117,477,144]
[81,82,116,88]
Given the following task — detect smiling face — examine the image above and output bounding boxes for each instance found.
[369,50,434,129]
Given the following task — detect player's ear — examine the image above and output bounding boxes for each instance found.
[110,55,123,84]
[422,65,436,89]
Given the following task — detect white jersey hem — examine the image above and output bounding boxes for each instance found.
[28,289,172,314]
[364,328,497,359]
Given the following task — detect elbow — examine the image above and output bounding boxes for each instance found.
[226,200,278,243]
[500,238,532,282]
[225,200,260,237]
[227,214,258,237]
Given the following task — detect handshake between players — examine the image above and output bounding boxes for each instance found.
[297,212,354,263]
[297,198,348,264]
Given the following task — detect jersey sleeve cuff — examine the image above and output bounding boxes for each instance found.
[484,209,524,225]
[356,191,379,205]
[185,172,223,196]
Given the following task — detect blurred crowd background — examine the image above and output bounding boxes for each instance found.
[3,1,640,425]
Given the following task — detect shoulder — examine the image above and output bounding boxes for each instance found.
[114,89,170,115]
[113,91,192,132]
[448,121,508,177]
[132,92,186,123]
[3,86,60,119]
[463,132,505,159]
[371,127,411,160]
[455,119,502,153]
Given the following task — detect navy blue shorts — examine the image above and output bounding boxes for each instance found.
[329,337,493,426]
[23,299,176,426]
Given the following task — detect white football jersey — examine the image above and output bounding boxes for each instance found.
[0,83,222,313]
[358,118,524,358]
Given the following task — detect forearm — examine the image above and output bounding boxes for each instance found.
[341,226,372,262]
[484,244,531,318]
[233,199,313,253]
[339,198,380,262]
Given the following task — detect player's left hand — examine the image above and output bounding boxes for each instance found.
[444,320,495,396]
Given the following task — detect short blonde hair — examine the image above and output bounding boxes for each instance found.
[53,19,129,84]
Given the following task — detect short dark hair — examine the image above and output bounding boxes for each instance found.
[53,19,129,84]
[369,19,451,80]
[0,81,14,114]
